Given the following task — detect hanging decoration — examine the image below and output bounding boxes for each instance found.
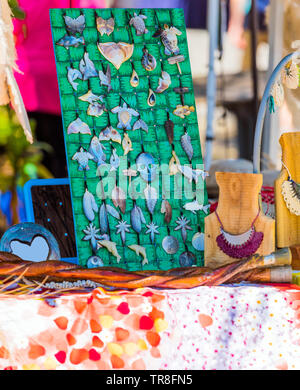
[281,161,300,216]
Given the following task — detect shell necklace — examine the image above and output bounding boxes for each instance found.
[215,209,264,259]
[281,161,300,216]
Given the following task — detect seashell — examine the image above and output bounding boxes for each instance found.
[136,152,157,182]
[96,16,114,36]
[160,25,182,56]
[89,135,106,166]
[155,71,171,93]
[180,132,193,161]
[132,118,148,133]
[144,185,158,215]
[56,34,84,49]
[131,204,146,233]
[162,235,179,254]
[147,88,156,106]
[173,105,195,118]
[183,200,210,214]
[161,199,172,224]
[83,188,98,222]
[64,14,85,35]
[112,186,126,214]
[99,203,109,234]
[192,232,205,251]
[271,81,284,107]
[179,251,196,267]
[110,148,120,171]
[178,165,208,183]
[72,147,94,171]
[86,255,104,268]
[111,102,139,130]
[67,67,82,90]
[97,42,134,70]
[87,102,106,117]
[67,117,91,135]
[98,126,121,144]
[106,204,120,220]
[78,90,103,104]
[141,47,157,71]
[130,68,139,87]
[122,132,133,155]
[169,150,180,175]
[99,64,112,92]
[129,12,148,36]
[79,52,98,80]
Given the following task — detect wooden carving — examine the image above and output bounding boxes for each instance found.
[275,132,300,248]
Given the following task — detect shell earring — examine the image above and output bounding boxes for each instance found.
[147,77,156,107]
[130,61,139,87]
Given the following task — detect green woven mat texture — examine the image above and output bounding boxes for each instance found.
[50,7,209,271]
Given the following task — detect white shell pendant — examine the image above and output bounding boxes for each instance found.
[144,185,158,215]
[281,179,300,216]
[179,251,196,267]
[147,88,156,107]
[130,68,139,87]
[72,147,94,171]
[192,232,205,251]
[162,235,179,254]
[271,81,284,108]
[67,67,82,90]
[67,117,91,135]
[122,132,133,155]
[180,132,193,161]
[83,188,98,222]
[155,71,171,93]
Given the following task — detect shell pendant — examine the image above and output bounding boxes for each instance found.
[147,88,156,106]
[130,68,139,87]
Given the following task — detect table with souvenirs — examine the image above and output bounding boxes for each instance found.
[0,4,300,371]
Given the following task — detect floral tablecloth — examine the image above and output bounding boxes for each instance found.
[0,284,300,370]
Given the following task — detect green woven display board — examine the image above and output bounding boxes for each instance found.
[50,7,209,271]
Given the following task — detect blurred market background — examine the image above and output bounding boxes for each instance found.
[0,0,299,231]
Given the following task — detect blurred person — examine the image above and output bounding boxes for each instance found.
[227,0,270,70]
[13,0,106,178]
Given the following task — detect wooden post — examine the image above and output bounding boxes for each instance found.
[275,132,300,248]
[205,172,275,269]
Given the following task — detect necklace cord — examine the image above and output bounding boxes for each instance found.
[215,208,260,230]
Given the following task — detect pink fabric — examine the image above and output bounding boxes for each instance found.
[13,0,106,115]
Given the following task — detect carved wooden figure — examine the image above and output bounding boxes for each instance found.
[205,172,275,269]
[275,132,300,248]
